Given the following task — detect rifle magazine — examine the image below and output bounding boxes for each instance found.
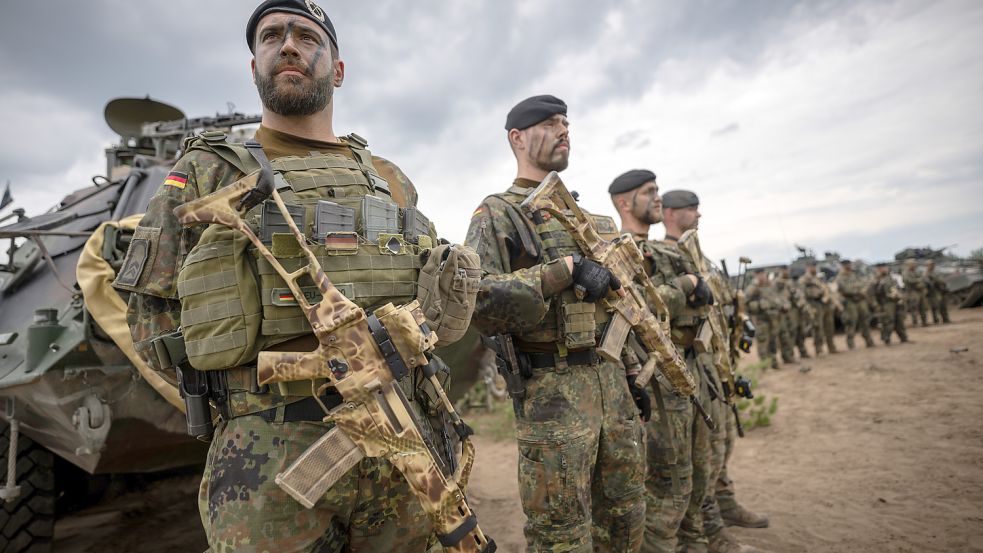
[275,425,365,509]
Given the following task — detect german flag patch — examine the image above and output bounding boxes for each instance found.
[163,171,189,189]
[472,207,484,218]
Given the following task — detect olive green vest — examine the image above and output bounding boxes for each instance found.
[492,186,610,351]
[176,132,435,371]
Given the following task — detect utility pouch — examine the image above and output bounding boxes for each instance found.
[693,320,713,354]
[177,223,263,371]
[561,301,597,350]
[416,244,481,346]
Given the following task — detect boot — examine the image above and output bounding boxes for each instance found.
[708,528,761,553]
[799,349,811,359]
[721,502,769,528]
[846,337,855,350]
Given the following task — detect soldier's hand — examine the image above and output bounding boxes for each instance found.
[627,375,652,422]
[572,254,619,303]
[688,276,714,307]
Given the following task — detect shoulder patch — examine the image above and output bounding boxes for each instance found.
[115,238,149,287]
[163,171,189,189]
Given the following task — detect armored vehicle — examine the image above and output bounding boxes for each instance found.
[0,97,260,551]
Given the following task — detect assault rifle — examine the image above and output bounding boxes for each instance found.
[173,172,494,553]
[677,230,748,436]
[519,172,712,429]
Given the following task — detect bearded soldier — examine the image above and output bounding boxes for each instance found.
[834,260,875,349]
[465,96,646,552]
[871,264,908,344]
[113,2,463,550]
[609,173,761,553]
[924,260,951,324]
[799,262,838,355]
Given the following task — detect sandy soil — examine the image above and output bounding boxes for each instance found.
[53,309,983,552]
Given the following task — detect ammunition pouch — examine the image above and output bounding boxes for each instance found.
[416,243,481,346]
[692,320,713,354]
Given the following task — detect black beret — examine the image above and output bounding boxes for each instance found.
[662,190,699,209]
[840,259,852,265]
[608,169,656,195]
[247,0,338,53]
[505,95,567,131]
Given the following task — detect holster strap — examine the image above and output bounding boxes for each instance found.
[519,348,598,370]
[255,393,344,423]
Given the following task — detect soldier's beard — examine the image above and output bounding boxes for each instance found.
[256,71,333,116]
[634,198,662,225]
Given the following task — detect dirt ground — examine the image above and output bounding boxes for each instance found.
[53,309,983,552]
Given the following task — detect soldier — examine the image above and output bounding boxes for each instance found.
[114,2,455,550]
[871,264,908,344]
[924,260,951,324]
[834,260,875,349]
[789,271,814,359]
[774,266,807,362]
[799,262,838,354]
[902,259,929,327]
[607,174,751,553]
[466,96,646,552]
[745,270,785,369]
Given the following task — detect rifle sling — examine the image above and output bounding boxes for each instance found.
[438,514,478,547]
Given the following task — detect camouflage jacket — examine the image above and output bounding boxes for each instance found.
[872,274,903,305]
[799,272,828,304]
[925,271,948,293]
[745,281,785,315]
[835,271,868,302]
[634,236,696,324]
[775,277,808,312]
[902,268,928,292]
[113,129,420,371]
[463,179,583,342]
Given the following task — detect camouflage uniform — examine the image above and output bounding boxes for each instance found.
[871,273,908,344]
[633,237,711,553]
[834,270,875,349]
[466,179,645,553]
[744,279,785,368]
[799,272,837,354]
[773,278,798,363]
[924,265,951,324]
[115,127,438,552]
[902,264,929,327]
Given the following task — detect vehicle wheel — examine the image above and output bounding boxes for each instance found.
[1,424,55,553]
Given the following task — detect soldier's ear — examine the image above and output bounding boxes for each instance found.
[333,59,345,87]
[508,128,524,151]
[250,58,257,82]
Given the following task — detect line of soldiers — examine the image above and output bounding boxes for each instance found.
[746,257,952,369]
[467,96,768,553]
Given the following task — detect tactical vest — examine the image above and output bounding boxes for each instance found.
[176,132,436,371]
[637,239,706,330]
[491,187,610,351]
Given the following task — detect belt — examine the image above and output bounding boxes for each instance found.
[519,348,598,370]
[254,392,344,423]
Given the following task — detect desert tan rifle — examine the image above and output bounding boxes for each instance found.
[519,172,712,429]
[173,171,495,553]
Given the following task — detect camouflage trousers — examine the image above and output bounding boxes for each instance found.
[808,301,836,354]
[641,353,710,553]
[750,313,780,367]
[516,357,646,553]
[879,301,908,344]
[712,402,739,525]
[906,291,928,326]
[927,290,950,323]
[841,299,874,348]
[777,311,797,363]
[198,415,433,553]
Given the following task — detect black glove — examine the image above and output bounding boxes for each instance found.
[572,254,621,303]
[626,375,651,422]
[688,276,714,307]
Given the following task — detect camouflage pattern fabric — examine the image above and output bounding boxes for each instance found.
[901,266,929,326]
[199,416,433,553]
[710,412,738,530]
[924,268,951,323]
[872,274,908,344]
[466,179,646,553]
[835,271,875,349]
[773,279,797,363]
[745,282,784,368]
[634,238,710,553]
[115,128,435,552]
[799,273,836,354]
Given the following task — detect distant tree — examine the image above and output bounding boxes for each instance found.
[971,247,983,261]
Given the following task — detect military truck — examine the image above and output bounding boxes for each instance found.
[0,97,260,551]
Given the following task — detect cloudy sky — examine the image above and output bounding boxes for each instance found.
[1,0,981,268]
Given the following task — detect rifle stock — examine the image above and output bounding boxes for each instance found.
[174,172,494,553]
[519,172,697,399]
